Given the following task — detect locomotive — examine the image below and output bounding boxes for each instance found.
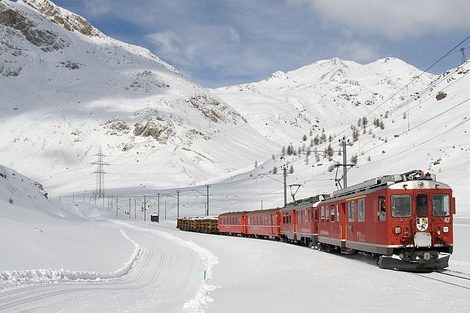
[178,170,455,271]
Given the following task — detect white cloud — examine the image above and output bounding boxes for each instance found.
[146,31,183,56]
[295,0,470,39]
[83,0,111,17]
[334,41,380,63]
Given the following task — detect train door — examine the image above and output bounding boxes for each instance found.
[339,202,348,242]
[415,192,430,233]
[242,215,248,235]
[375,195,387,244]
[346,199,356,242]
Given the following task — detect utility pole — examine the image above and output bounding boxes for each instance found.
[206,185,210,216]
[334,137,353,189]
[164,201,167,220]
[157,193,160,217]
[143,195,147,222]
[128,198,131,219]
[134,198,137,219]
[91,147,109,199]
[342,137,348,188]
[176,191,180,218]
[461,47,467,64]
[283,165,287,206]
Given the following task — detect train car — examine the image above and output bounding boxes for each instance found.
[246,208,281,239]
[317,170,455,271]
[218,211,248,236]
[177,217,219,234]
[280,195,326,246]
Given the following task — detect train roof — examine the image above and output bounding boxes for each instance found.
[329,170,450,200]
[282,194,330,210]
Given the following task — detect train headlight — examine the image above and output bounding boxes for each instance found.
[394,226,402,235]
[443,226,449,233]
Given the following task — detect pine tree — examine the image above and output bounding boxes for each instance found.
[273,166,278,174]
[289,165,294,174]
[351,154,358,165]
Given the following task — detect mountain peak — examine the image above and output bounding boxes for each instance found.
[22,0,102,37]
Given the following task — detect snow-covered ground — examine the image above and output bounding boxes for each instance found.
[1,167,469,313]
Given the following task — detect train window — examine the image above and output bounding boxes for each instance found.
[378,197,386,222]
[330,206,336,222]
[358,198,365,222]
[416,194,428,217]
[432,195,450,216]
[314,209,319,221]
[321,206,325,221]
[336,205,340,221]
[391,195,412,217]
[348,201,355,222]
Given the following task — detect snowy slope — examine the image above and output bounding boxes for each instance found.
[0,0,277,195]
[0,164,135,280]
[207,59,470,215]
[213,57,435,143]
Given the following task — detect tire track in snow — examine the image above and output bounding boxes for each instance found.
[114,221,219,313]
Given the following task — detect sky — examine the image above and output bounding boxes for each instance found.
[41,0,470,87]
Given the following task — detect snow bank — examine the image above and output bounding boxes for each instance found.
[0,229,141,291]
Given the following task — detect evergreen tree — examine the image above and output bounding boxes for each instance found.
[289,165,294,174]
[351,154,358,165]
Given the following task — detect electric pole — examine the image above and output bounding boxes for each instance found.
[157,193,160,217]
[283,165,287,206]
[461,47,467,64]
[143,195,147,222]
[176,191,180,218]
[342,137,347,188]
[334,137,354,189]
[91,147,109,199]
[206,185,210,216]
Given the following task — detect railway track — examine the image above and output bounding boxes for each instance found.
[413,269,470,290]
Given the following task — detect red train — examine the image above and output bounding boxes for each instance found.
[217,170,455,271]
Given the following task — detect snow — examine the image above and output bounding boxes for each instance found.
[1,1,470,312]
[0,166,469,312]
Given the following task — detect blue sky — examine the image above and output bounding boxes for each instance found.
[52,0,470,87]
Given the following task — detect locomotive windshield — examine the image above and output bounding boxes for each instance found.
[432,194,450,216]
[391,195,411,217]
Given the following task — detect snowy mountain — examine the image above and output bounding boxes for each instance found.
[209,59,470,214]
[0,0,276,194]
[213,57,435,143]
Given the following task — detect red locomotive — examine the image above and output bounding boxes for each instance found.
[182,170,455,271]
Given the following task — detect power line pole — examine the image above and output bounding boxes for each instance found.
[283,165,287,206]
[206,185,210,216]
[157,193,160,217]
[461,47,467,64]
[91,147,109,199]
[143,195,147,222]
[334,137,353,189]
[342,137,348,188]
[176,191,180,218]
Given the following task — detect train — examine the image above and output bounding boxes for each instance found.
[177,170,455,271]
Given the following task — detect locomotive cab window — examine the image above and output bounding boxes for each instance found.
[432,194,450,217]
[378,196,386,222]
[391,195,412,217]
[416,194,428,217]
